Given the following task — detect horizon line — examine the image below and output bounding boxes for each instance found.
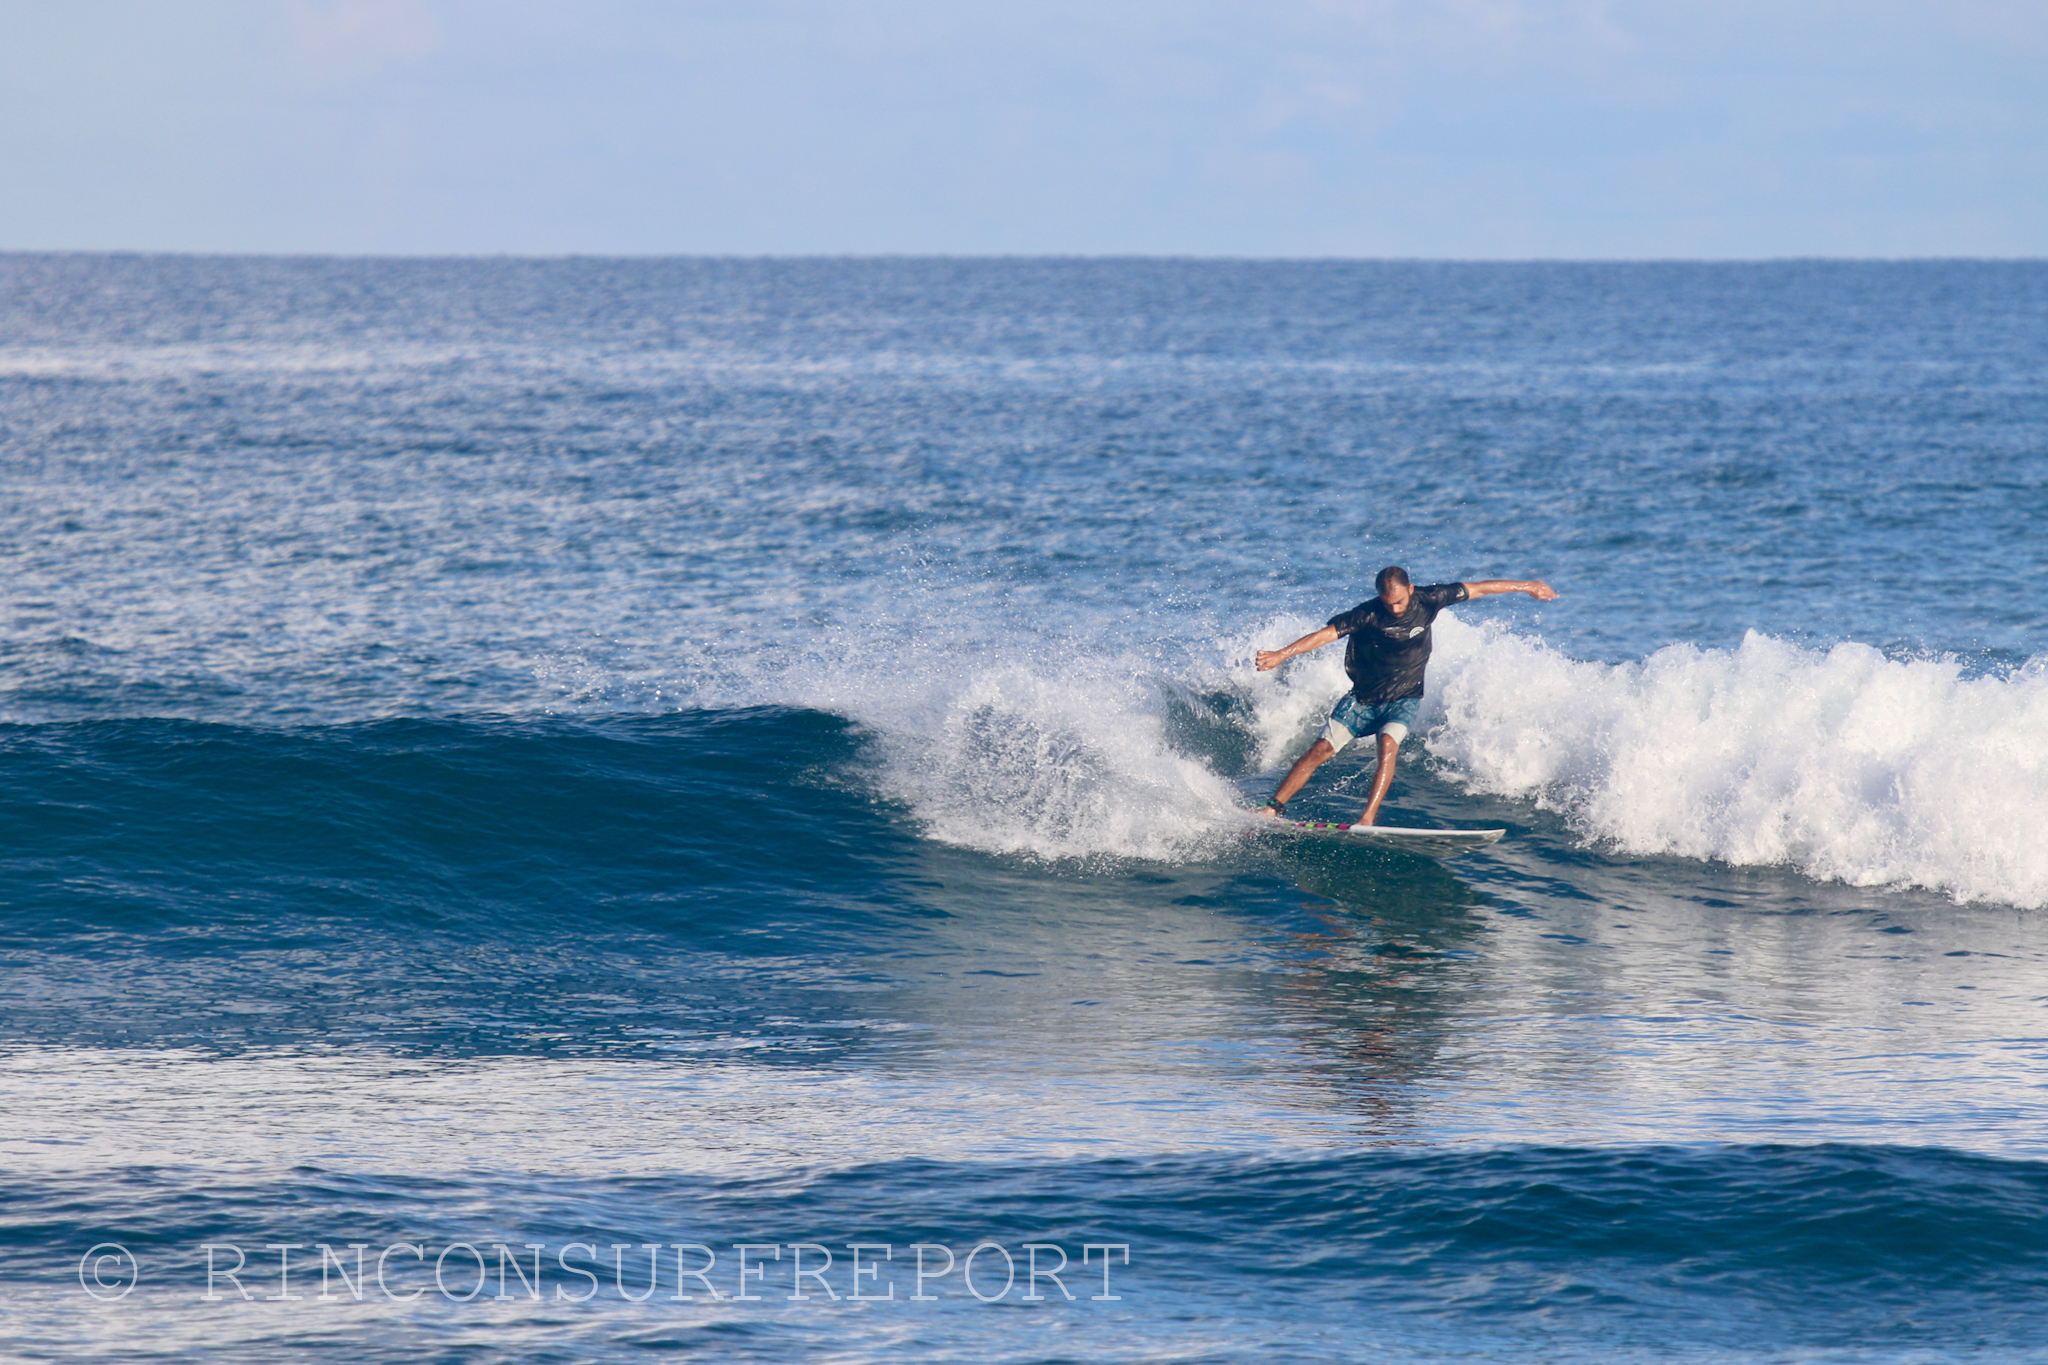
[4,249,2044,266]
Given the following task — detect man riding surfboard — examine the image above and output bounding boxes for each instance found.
[1255,566,1559,826]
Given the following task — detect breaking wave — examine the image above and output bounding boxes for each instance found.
[542,606,2048,908]
[1424,618,2048,907]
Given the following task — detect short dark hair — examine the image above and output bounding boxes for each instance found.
[1375,565,1412,595]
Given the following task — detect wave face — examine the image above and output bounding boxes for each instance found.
[0,710,949,1058]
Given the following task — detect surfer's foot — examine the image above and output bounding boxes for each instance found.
[1255,798,1286,819]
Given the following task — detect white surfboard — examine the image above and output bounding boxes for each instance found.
[1239,810,1504,857]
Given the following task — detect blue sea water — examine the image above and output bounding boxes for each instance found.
[2,254,2047,1362]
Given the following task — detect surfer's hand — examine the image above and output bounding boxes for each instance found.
[1526,581,1559,601]
[1258,626,1338,670]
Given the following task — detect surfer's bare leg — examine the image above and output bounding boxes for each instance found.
[1261,738,1335,814]
[1358,733,1400,826]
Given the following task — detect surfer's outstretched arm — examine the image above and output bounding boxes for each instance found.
[1462,579,1559,601]
[1255,625,1339,672]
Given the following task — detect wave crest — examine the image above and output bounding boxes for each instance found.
[1424,619,2048,907]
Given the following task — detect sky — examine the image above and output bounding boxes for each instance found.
[0,0,2043,258]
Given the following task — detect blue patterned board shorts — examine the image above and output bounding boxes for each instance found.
[1323,694,1421,754]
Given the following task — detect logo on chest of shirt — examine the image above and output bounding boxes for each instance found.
[1378,624,1426,640]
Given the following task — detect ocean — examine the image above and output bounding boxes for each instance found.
[2,254,2045,1362]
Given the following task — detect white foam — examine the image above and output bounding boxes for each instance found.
[785,643,1245,864]
[1205,611,1356,770]
[1420,617,2048,908]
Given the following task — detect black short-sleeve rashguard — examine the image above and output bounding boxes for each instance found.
[1326,582,1469,704]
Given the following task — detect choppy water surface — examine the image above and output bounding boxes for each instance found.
[2,256,2045,1362]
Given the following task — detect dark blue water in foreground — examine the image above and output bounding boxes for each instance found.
[2,256,2046,1362]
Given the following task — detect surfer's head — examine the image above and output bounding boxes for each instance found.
[1376,565,1413,613]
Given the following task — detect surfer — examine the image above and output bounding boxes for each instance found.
[1254,567,1558,826]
